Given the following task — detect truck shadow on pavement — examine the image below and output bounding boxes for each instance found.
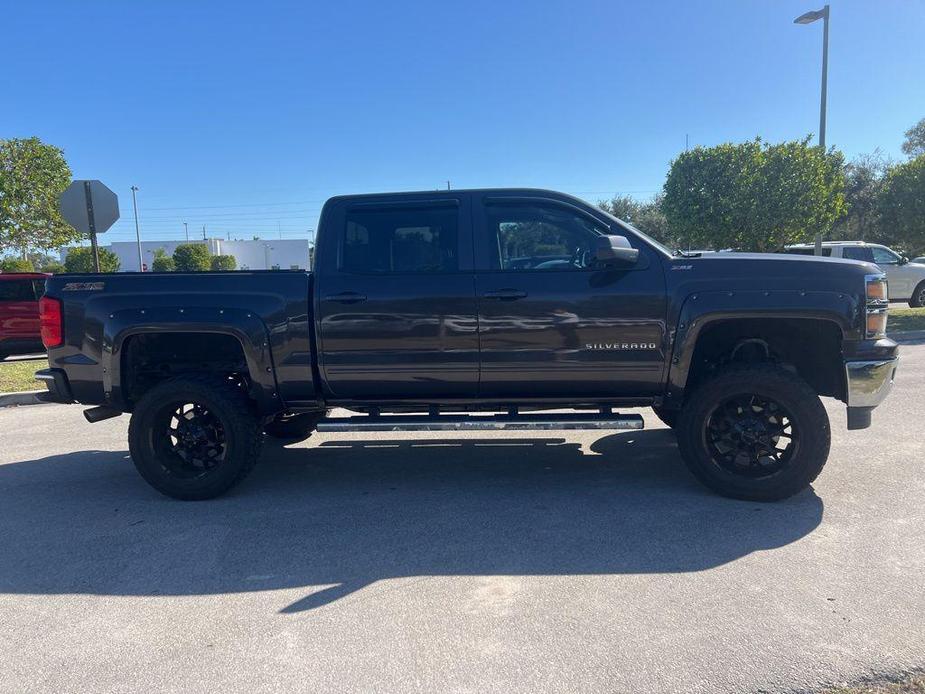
[0,429,823,613]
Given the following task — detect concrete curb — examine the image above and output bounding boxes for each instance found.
[0,390,46,408]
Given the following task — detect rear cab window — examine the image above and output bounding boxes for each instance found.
[0,279,40,302]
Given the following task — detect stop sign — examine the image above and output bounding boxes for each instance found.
[58,180,120,234]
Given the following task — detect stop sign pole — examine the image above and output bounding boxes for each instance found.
[83,181,102,272]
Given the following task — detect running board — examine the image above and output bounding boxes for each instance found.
[315,412,644,433]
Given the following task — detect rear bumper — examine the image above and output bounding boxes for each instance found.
[844,358,897,408]
[34,368,74,404]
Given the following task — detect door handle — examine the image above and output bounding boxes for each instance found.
[482,289,528,300]
[324,291,367,304]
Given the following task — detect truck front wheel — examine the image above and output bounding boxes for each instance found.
[128,375,262,500]
[676,364,830,501]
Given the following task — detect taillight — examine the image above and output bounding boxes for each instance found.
[39,296,63,348]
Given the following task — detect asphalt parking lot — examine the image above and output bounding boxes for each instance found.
[1,344,923,694]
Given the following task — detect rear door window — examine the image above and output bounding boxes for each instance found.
[786,247,832,257]
[341,205,459,274]
[842,247,875,262]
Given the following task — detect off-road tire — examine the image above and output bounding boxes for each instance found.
[908,281,925,308]
[128,374,262,500]
[676,363,830,501]
[264,411,326,441]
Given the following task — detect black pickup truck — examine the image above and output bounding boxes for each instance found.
[37,188,898,501]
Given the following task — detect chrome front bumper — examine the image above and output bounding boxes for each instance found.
[845,358,898,408]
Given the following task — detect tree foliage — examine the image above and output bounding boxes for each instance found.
[0,257,35,272]
[662,137,847,252]
[151,248,175,272]
[0,137,79,257]
[64,246,121,273]
[210,254,237,271]
[877,155,925,256]
[902,117,925,158]
[831,150,892,242]
[598,193,676,247]
[172,243,211,271]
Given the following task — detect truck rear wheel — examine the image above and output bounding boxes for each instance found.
[675,363,830,501]
[263,411,326,441]
[128,375,262,500]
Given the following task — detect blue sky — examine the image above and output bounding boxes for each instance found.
[4,0,923,244]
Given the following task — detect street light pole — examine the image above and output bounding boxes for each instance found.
[818,6,829,149]
[794,4,830,253]
[183,222,189,242]
[130,186,143,271]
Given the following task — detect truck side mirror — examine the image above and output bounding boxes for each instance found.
[596,235,639,266]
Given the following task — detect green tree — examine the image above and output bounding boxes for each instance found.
[877,155,925,256]
[0,137,79,258]
[599,193,676,247]
[151,248,176,272]
[902,117,925,158]
[0,257,35,272]
[662,137,847,252]
[40,261,65,274]
[831,150,892,242]
[172,243,211,271]
[64,246,121,273]
[210,254,237,271]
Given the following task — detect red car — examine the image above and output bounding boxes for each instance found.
[0,272,49,360]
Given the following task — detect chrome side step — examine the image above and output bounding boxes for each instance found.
[316,412,644,433]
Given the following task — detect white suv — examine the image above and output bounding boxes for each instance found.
[785,241,925,307]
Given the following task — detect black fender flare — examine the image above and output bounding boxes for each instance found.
[102,306,281,414]
[663,289,859,406]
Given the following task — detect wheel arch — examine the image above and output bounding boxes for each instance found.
[665,291,854,408]
[104,308,282,414]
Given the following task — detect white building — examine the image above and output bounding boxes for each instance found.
[65,238,312,272]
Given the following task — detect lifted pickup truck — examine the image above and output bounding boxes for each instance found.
[37,189,898,501]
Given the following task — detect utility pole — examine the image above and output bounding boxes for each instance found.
[130,186,143,271]
[202,225,206,241]
[446,180,451,190]
[183,222,189,241]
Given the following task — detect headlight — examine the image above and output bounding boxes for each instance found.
[865,274,889,338]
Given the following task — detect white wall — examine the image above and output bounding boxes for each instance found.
[63,238,311,272]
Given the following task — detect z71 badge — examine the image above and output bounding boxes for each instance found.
[62,282,105,291]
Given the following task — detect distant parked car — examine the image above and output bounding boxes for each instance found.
[0,273,48,360]
[783,241,925,307]
[914,257,925,266]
